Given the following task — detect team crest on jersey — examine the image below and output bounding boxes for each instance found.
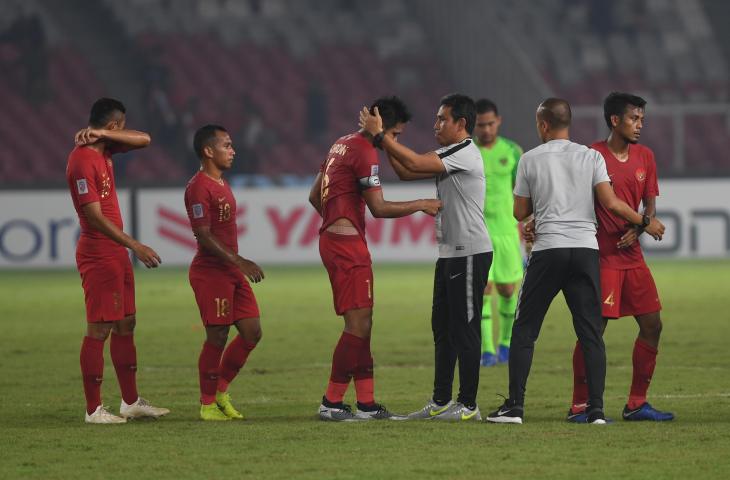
[635,168,646,182]
[499,157,508,166]
[192,203,204,218]
[76,179,88,195]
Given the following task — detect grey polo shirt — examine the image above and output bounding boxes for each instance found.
[435,138,492,258]
[514,139,610,252]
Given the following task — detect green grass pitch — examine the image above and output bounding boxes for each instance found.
[1,260,729,479]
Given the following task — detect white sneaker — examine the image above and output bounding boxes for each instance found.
[120,397,170,419]
[85,405,127,424]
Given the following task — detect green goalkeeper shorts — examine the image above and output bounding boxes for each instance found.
[487,232,524,284]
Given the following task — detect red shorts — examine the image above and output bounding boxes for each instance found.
[600,264,662,319]
[76,250,135,323]
[189,264,260,326]
[319,231,373,316]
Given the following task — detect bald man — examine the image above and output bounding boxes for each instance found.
[486,98,665,425]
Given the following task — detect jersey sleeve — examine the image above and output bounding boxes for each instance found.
[353,146,381,191]
[513,155,530,197]
[185,182,212,228]
[644,150,659,196]
[68,154,100,207]
[436,141,473,173]
[592,151,611,186]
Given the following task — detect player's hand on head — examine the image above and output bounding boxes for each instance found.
[133,243,161,268]
[358,106,383,136]
[75,127,103,146]
[644,217,665,241]
[421,199,442,216]
[237,257,264,283]
[617,227,640,249]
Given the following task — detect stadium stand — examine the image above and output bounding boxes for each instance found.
[0,0,729,185]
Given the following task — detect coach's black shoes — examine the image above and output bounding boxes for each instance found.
[485,399,523,424]
[586,407,610,424]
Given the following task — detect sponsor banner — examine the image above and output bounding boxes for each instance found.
[639,179,730,257]
[137,186,440,266]
[0,190,131,267]
[1,179,728,268]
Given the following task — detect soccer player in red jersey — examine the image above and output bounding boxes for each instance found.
[66,98,169,424]
[184,125,265,421]
[308,96,441,421]
[568,92,674,422]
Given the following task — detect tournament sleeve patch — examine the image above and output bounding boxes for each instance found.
[192,203,205,219]
[76,179,88,195]
[371,165,379,175]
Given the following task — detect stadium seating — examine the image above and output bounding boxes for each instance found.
[1,0,729,184]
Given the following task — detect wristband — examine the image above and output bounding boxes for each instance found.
[372,131,385,149]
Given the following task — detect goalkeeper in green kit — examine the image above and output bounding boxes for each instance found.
[474,99,525,366]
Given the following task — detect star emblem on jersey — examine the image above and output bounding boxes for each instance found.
[635,168,646,182]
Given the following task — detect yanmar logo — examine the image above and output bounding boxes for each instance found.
[157,205,246,250]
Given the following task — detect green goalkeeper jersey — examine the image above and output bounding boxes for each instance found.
[477,136,523,235]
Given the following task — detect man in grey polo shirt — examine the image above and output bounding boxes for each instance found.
[359,94,492,421]
[486,98,665,425]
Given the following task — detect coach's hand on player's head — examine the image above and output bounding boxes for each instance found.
[617,227,640,249]
[420,199,442,216]
[359,106,383,136]
[74,127,104,146]
[236,257,265,283]
[132,242,162,268]
[644,217,665,241]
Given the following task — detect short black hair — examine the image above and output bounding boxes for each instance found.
[89,98,126,128]
[475,98,499,116]
[369,96,411,130]
[193,124,228,158]
[537,98,572,129]
[440,93,477,134]
[603,92,647,129]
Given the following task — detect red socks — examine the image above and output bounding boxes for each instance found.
[110,333,138,405]
[218,335,257,393]
[80,336,105,415]
[198,341,224,405]
[628,338,658,410]
[325,332,364,403]
[354,337,375,406]
[572,338,659,412]
[571,340,588,412]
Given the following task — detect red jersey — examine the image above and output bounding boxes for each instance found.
[66,146,125,256]
[184,171,238,268]
[319,132,381,239]
[591,141,659,269]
